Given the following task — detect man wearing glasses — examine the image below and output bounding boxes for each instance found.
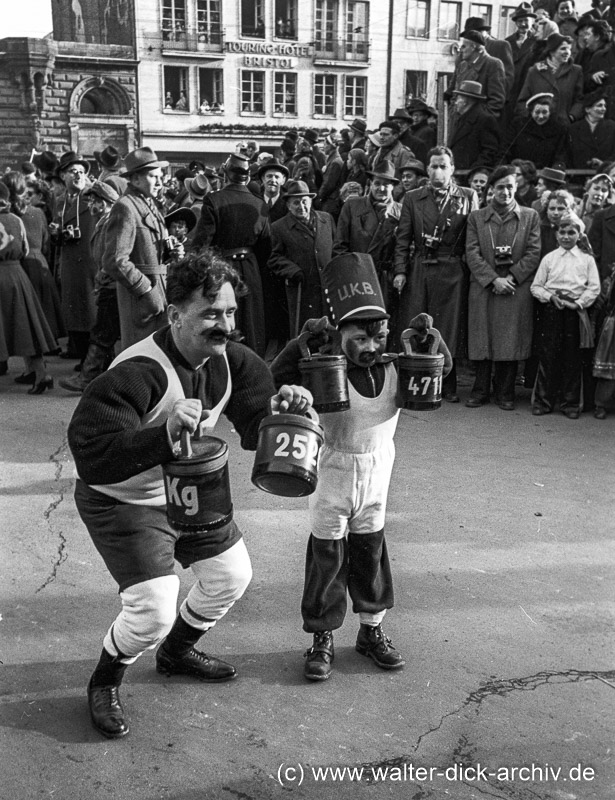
[52,152,97,366]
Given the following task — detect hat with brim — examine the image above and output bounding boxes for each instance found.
[83,180,120,204]
[303,129,321,145]
[366,161,400,184]
[56,151,90,177]
[464,15,491,30]
[537,167,567,185]
[452,80,487,101]
[526,92,554,108]
[367,131,383,147]
[511,2,537,20]
[184,173,211,199]
[350,118,367,134]
[543,32,572,56]
[400,159,427,177]
[390,107,412,122]
[321,253,389,325]
[407,99,431,114]
[164,207,198,231]
[32,150,58,174]
[257,158,290,180]
[284,179,316,198]
[94,145,123,170]
[461,29,486,45]
[123,147,169,176]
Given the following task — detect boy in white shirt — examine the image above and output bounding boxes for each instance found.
[530,212,601,418]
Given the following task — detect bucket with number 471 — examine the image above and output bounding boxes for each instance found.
[396,327,444,410]
[251,408,324,497]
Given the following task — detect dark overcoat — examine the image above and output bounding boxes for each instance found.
[568,118,615,168]
[517,60,584,126]
[505,33,536,107]
[588,205,615,280]
[466,203,541,361]
[333,196,401,269]
[192,183,271,356]
[54,191,96,332]
[448,103,500,169]
[446,51,507,116]
[393,184,479,356]
[486,37,515,94]
[268,211,335,335]
[102,186,169,349]
[502,115,570,167]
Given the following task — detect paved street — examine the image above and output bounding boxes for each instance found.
[1,354,613,800]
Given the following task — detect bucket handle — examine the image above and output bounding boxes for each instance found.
[270,405,320,425]
[400,327,441,356]
[297,331,313,359]
[179,428,193,459]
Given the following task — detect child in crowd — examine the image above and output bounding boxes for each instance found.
[530,212,601,418]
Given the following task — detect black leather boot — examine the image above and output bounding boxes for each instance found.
[88,648,129,739]
[156,615,237,682]
[355,624,405,670]
[304,631,334,681]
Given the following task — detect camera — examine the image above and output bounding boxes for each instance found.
[62,224,81,243]
[494,245,513,266]
[422,232,442,264]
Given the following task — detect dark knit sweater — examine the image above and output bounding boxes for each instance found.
[68,326,275,486]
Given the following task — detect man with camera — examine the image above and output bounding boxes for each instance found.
[392,146,478,401]
[465,165,541,410]
[52,151,97,365]
[103,147,182,350]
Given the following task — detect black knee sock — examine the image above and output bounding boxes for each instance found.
[90,647,129,688]
[348,530,394,615]
[160,615,204,657]
[301,534,348,632]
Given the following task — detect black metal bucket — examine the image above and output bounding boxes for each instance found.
[299,354,350,413]
[396,327,444,410]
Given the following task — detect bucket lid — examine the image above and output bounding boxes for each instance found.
[178,435,228,462]
[259,412,323,435]
[299,354,347,370]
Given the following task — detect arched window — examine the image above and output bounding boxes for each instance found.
[71,77,132,116]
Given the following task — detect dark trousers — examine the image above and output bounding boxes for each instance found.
[533,304,583,412]
[301,531,394,632]
[90,287,121,354]
[471,360,517,402]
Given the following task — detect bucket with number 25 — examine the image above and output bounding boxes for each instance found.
[251,409,324,497]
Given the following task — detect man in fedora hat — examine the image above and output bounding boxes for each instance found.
[506,4,538,113]
[183,173,211,226]
[448,80,501,169]
[59,181,121,393]
[268,180,335,335]
[333,161,402,310]
[302,129,326,169]
[407,99,437,152]
[394,145,479,402]
[349,118,368,150]
[191,153,271,357]
[103,146,181,350]
[94,145,128,192]
[271,255,453,681]
[68,248,312,739]
[388,108,429,165]
[164,207,197,248]
[32,150,58,181]
[464,16,515,93]
[445,29,507,117]
[52,151,97,363]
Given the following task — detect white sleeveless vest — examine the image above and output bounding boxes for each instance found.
[87,334,231,506]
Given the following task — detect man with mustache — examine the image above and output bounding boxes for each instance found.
[68,250,311,739]
[271,253,452,681]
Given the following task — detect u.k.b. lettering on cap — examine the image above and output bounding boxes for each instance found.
[337,282,376,302]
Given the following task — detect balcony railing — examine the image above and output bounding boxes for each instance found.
[313,38,369,63]
[160,26,224,53]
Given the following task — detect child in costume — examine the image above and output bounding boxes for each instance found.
[271,252,451,681]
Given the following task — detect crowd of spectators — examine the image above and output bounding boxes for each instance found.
[1,0,615,417]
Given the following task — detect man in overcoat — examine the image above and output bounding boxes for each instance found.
[448,81,501,169]
[102,147,175,351]
[53,151,97,363]
[393,146,479,401]
[191,154,271,357]
[465,165,541,409]
[444,30,507,117]
[333,161,402,314]
[268,180,335,336]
